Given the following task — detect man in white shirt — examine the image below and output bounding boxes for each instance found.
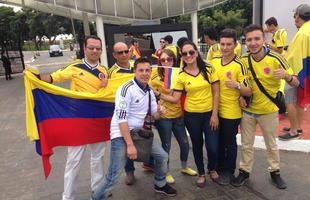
[91,57,177,200]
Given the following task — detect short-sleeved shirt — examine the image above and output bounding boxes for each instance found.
[150,71,182,118]
[241,48,293,114]
[211,56,249,119]
[272,28,287,48]
[173,64,219,113]
[51,59,108,93]
[110,78,157,139]
[108,61,134,79]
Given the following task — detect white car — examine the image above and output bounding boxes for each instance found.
[49,45,63,57]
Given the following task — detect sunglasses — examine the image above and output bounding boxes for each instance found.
[86,46,102,51]
[160,40,165,43]
[115,50,129,55]
[181,50,196,57]
[160,57,173,63]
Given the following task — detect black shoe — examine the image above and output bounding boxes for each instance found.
[279,132,299,141]
[218,172,233,186]
[283,127,303,135]
[231,169,249,187]
[125,171,135,185]
[154,184,177,197]
[270,170,286,189]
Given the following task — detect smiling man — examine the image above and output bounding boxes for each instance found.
[35,35,108,200]
[91,57,177,200]
[231,25,299,190]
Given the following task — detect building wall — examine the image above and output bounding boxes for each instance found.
[263,0,309,43]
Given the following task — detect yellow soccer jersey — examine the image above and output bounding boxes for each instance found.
[173,64,219,113]
[241,49,293,114]
[234,41,242,58]
[108,61,134,79]
[51,59,108,93]
[165,44,178,58]
[211,56,249,119]
[206,43,221,62]
[272,28,287,48]
[150,74,182,118]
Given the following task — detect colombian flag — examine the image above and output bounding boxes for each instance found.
[24,71,132,178]
[285,21,310,107]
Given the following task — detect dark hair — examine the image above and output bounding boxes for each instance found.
[203,28,218,41]
[244,24,264,36]
[220,28,237,43]
[265,17,278,26]
[177,37,188,48]
[181,41,210,83]
[84,35,102,47]
[134,56,151,70]
[164,35,173,44]
[157,49,176,80]
[131,39,138,45]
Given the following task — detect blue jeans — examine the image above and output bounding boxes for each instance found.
[218,117,240,175]
[184,111,219,175]
[155,117,189,169]
[91,137,168,200]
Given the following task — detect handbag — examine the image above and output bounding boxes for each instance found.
[130,91,154,162]
[248,55,286,114]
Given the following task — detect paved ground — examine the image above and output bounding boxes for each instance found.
[1,59,310,200]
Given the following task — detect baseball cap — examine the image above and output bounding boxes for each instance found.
[295,4,310,17]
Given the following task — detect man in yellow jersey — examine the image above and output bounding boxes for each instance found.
[204,28,242,62]
[264,17,287,55]
[279,4,310,140]
[231,25,299,189]
[36,35,108,200]
[109,42,134,79]
[163,35,178,58]
[211,28,252,185]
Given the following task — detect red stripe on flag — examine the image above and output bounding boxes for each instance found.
[39,118,111,178]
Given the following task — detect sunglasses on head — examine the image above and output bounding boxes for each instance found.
[181,50,196,57]
[159,57,173,63]
[115,50,129,55]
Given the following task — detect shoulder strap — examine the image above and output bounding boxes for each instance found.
[143,90,152,130]
[247,55,278,105]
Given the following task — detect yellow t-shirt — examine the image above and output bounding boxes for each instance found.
[150,73,182,118]
[211,56,249,119]
[51,59,108,93]
[173,64,219,113]
[241,49,293,114]
[108,61,134,79]
[272,28,287,49]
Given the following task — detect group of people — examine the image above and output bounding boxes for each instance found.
[25,3,309,200]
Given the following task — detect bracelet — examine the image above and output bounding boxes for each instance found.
[287,75,293,83]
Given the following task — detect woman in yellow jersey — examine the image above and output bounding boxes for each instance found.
[153,41,220,188]
[150,49,197,184]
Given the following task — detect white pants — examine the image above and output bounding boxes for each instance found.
[62,142,106,200]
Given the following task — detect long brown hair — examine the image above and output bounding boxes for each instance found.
[157,49,176,80]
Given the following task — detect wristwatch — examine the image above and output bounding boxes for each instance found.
[236,83,241,90]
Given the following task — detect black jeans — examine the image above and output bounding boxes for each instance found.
[184,111,219,175]
[218,117,241,175]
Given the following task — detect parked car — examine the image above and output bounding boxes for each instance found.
[49,45,63,57]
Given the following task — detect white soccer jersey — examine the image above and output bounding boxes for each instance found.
[110,78,158,139]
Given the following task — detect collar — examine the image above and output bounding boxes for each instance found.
[134,77,150,93]
[83,58,99,70]
[115,62,131,70]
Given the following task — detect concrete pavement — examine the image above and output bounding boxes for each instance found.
[1,72,310,200]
